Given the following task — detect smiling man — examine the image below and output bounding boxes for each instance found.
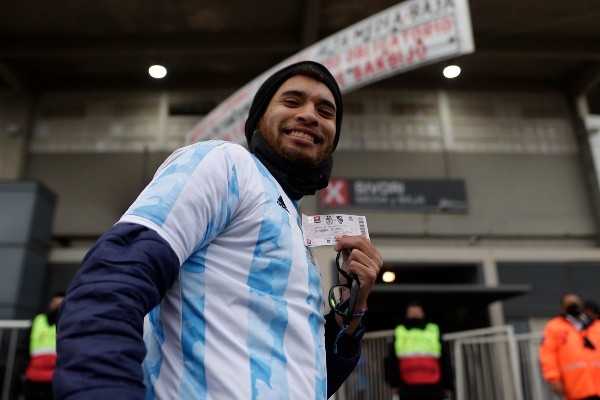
[54,61,382,400]
[256,75,337,167]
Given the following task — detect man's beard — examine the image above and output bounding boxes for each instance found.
[276,144,324,168]
[248,130,334,200]
[258,122,331,168]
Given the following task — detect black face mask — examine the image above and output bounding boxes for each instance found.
[46,308,59,326]
[249,130,333,200]
[566,304,581,318]
[404,318,426,329]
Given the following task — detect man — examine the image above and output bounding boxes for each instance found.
[583,301,600,322]
[22,291,65,400]
[539,293,600,400]
[54,61,383,399]
[384,302,453,400]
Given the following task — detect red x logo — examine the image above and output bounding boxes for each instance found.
[322,179,349,206]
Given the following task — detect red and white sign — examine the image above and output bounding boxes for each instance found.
[186,0,474,145]
[322,179,350,206]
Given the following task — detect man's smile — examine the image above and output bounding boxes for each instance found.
[288,130,316,143]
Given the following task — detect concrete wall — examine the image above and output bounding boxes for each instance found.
[10,85,600,328]
[0,93,32,179]
[324,151,596,240]
[21,87,598,244]
[25,150,596,244]
[25,152,170,236]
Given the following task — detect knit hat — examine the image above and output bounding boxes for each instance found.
[244,60,343,150]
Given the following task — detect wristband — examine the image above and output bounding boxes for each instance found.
[352,304,368,318]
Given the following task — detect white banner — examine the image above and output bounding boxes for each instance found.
[186,0,474,145]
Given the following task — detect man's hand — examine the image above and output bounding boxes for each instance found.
[549,380,564,396]
[333,235,382,334]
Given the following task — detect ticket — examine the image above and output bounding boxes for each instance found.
[302,214,370,247]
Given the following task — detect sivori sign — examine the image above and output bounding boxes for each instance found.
[321,178,468,213]
[186,0,474,145]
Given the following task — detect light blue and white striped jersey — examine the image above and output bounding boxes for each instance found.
[119,140,327,400]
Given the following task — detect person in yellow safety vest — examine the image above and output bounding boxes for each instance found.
[384,301,454,400]
[23,291,65,400]
[539,293,600,400]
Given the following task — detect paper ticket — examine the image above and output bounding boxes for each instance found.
[302,214,370,247]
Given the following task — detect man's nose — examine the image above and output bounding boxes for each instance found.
[295,104,319,125]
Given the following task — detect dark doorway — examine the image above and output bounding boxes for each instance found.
[359,262,530,334]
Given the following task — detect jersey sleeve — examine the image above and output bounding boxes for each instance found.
[119,141,247,265]
[54,223,179,399]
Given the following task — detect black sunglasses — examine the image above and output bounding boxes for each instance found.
[328,251,360,324]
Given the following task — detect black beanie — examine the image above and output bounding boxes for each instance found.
[244,60,343,151]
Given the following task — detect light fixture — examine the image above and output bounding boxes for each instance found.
[382,271,396,283]
[148,64,167,79]
[443,64,461,79]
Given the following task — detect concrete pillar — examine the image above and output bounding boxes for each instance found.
[567,65,600,244]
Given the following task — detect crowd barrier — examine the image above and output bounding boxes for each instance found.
[0,321,562,400]
[0,321,30,400]
[338,325,560,400]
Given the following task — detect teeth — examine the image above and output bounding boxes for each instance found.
[289,131,314,143]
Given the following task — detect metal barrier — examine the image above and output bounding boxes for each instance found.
[443,326,561,400]
[514,331,561,400]
[336,329,395,400]
[0,321,30,400]
[444,325,524,400]
[0,320,561,400]
[338,326,560,400]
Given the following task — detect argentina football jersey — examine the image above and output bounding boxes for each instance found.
[119,140,327,399]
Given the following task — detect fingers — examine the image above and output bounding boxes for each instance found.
[334,235,382,269]
[334,235,381,263]
[333,235,383,303]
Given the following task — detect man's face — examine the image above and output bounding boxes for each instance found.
[562,294,583,313]
[406,305,425,320]
[257,75,337,167]
[49,295,64,311]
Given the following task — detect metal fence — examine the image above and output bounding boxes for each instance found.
[337,326,560,400]
[336,329,395,400]
[0,320,30,400]
[444,325,524,400]
[515,331,561,400]
[1,321,561,400]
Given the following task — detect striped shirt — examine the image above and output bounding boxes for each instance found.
[119,140,327,399]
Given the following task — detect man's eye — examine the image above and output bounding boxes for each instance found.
[283,98,300,106]
[319,108,335,118]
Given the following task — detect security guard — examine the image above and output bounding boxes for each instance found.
[385,302,454,400]
[23,292,64,400]
[539,293,600,400]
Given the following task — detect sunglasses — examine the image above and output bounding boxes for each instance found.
[328,251,361,325]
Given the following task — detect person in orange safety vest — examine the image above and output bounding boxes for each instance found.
[539,293,600,400]
[22,291,65,400]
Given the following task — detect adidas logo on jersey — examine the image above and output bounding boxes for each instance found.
[277,196,289,213]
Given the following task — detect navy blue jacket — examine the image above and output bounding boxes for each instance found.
[54,223,362,399]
